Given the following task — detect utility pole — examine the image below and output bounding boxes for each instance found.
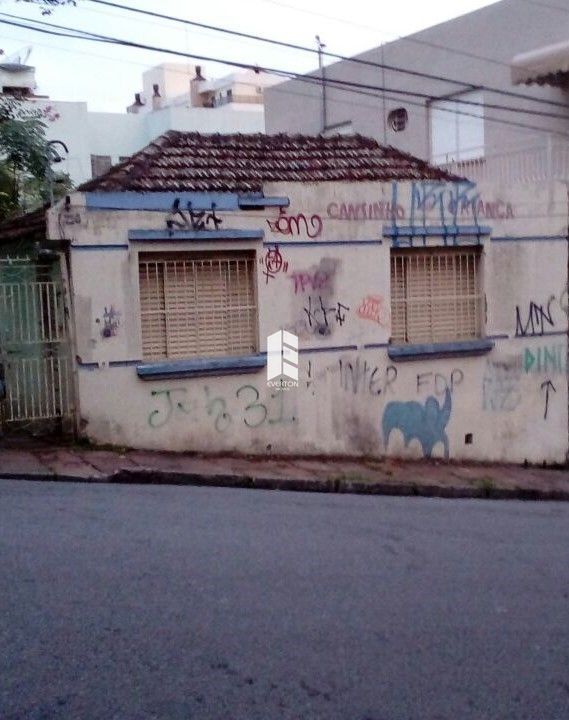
[316,35,327,134]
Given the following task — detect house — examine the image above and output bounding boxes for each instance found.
[0,55,281,186]
[264,0,569,186]
[38,130,567,465]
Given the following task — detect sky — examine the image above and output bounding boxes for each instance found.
[0,0,500,113]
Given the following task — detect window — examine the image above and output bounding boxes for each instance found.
[90,154,112,178]
[390,247,483,345]
[430,90,484,164]
[138,251,258,361]
[388,107,408,132]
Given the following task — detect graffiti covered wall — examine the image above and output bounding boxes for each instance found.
[52,178,569,464]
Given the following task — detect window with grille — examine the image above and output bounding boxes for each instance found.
[138,251,258,361]
[390,247,483,345]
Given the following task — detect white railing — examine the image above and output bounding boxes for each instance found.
[2,356,73,422]
[439,138,569,186]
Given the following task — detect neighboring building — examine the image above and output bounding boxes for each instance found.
[25,131,567,465]
[264,0,569,185]
[0,57,282,186]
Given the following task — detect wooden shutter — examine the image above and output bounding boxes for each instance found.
[391,247,482,344]
[139,251,257,360]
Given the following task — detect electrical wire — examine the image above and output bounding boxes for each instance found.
[84,0,569,111]
[256,0,511,68]
[1,10,569,128]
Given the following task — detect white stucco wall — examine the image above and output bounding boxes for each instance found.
[48,179,569,464]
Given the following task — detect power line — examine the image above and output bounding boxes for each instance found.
[2,12,569,142]
[2,11,569,124]
[4,22,557,149]
[257,0,511,69]
[84,0,569,111]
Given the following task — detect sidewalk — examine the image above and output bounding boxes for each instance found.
[1,438,569,500]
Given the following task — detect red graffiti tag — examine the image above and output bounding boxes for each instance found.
[267,208,323,239]
[260,245,288,283]
[289,271,332,294]
[357,295,390,327]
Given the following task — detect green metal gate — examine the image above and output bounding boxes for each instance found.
[0,258,74,432]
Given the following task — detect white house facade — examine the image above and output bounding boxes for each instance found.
[43,132,568,466]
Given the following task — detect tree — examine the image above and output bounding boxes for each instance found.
[0,97,72,221]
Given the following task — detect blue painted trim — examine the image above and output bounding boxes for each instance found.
[491,235,567,243]
[298,344,358,354]
[512,330,567,340]
[238,196,289,209]
[262,240,382,247]
[85,191,288,211]
[388,339,494,362]
[76,358,142,370]
[383,224,491,237]
[129,229,264,241]
[363,343,390,349]
[71,243,129,250]
[487,334,509,340]
[136,353,267,380]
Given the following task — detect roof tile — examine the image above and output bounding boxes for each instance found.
[78,131,458,192]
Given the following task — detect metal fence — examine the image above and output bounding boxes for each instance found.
[0,258,74,427]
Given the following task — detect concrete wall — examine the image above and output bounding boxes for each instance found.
[265,0,569,160]
[48,178,569,464]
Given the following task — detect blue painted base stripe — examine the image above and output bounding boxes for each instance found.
[363,343,390,349]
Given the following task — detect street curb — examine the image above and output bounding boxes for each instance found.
[3,467,567,501]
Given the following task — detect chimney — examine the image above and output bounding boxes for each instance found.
[190,66,206,107]
[152,83,161,111]
[126,92,145,114]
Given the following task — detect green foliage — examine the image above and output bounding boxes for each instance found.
[0,97,73,221]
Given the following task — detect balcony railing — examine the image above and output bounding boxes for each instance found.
[439,137,569,185]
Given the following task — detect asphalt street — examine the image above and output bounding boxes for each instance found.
[0,479,568,720]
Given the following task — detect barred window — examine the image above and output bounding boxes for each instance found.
[138,251,258,360]
[390,247,483,345]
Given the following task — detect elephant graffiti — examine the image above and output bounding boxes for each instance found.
[382,389,452,459]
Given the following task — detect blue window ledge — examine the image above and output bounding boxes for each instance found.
[136,353,266,380]
[388,339,494,362]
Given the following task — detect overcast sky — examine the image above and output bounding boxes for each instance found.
[0,0,499,113]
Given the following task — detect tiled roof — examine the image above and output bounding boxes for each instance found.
[78,131,458,193]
